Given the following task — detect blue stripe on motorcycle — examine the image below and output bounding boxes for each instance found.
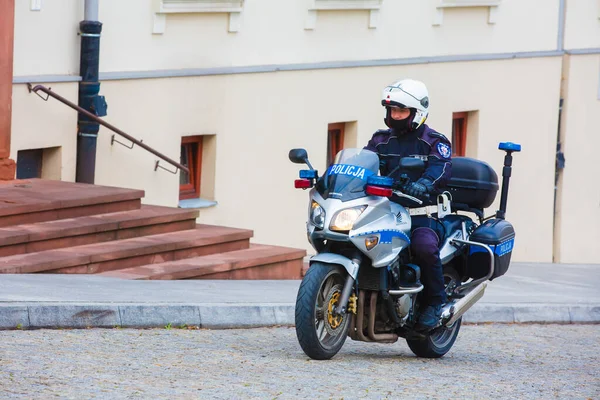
[469,238,515,257]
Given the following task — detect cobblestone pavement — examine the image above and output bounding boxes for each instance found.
[0,324,598,399]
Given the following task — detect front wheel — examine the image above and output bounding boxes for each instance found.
[295,263,352,360]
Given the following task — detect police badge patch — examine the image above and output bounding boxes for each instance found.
[437,143,451,159]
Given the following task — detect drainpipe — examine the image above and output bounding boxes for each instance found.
[552,0,567,262]
[76,0,107,184]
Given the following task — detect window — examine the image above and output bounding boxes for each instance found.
[179,136,203,200]
[16,149,43,179]
[451,112,468,157]
[327,123,345,166]
[16,146,62,180]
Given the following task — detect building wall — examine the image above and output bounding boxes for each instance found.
[10,83,78,182]
[76,57,561,263]
[12,1,82,76]
[555,54,600,263]
[13,0,561,75]
[564,2,600,49]
[9,1,600,263]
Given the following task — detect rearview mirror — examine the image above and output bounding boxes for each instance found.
[289,148,309,164]
[399,157,425,172]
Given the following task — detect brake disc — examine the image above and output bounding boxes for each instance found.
[324,284,345,336]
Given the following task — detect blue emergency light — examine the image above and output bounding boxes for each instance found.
[299,169,318,179]
[366,175,394,188]
[498,142,522,152]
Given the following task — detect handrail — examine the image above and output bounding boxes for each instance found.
[27,84,190,175]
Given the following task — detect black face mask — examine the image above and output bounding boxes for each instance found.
[385,108,416,134]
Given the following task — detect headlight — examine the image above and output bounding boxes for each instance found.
[330,206,367,232]
[310,201,325,229]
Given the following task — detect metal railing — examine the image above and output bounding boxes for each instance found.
[27,84,189,175]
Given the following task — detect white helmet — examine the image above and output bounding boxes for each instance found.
[381,79,430,130]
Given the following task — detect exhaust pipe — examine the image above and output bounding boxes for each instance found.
[367,291,398,343]
[443,282,487,326]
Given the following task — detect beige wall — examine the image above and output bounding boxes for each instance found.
[555,54,600,263]
[13,1,82,76]
[429,58,562,263]
[29,57,557,263]
[13,0,561,76]
[10,1,599,263]
[564,2,600,49]
[10,83,77,182]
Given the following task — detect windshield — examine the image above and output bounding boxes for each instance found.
[315,148,380,202]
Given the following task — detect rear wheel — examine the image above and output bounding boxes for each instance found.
[406,267,462,358]
[443,266,461,299]
[406,317,462,358]
[295,263,351,360]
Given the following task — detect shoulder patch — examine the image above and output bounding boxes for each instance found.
[375,129,392,135]
[437,143,451,159]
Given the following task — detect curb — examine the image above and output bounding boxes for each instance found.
[0,303,598,330]
[0,303,294,330]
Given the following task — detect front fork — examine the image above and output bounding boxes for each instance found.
[334,275,355,315]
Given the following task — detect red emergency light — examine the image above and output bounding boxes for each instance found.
[366,185,392,197]
[295,179,313,189]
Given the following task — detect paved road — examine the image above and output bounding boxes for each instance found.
[0,325,598,399]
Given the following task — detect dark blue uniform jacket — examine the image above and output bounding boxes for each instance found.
[364,124,452,194]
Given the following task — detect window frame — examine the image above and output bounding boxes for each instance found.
[327,123,345,166]
[153,0,244,34]
[179,136,203,200]
[451,112,468,157]
[434,1,501,25]
[306,0,384,29]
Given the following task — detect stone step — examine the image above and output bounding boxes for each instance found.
[0,205,199,257]
[98,244,306,280]
[0,179,144,227]
[0,225,253,274]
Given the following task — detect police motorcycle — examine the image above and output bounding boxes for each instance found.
[290,142,520,360]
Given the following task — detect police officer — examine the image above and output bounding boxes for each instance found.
[365,78,452,330]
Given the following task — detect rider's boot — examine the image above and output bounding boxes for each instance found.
[415,303,442,331]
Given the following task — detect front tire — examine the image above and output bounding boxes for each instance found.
[295,263,351,360]
[406,267,462,358]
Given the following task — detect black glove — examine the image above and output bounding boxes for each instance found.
[403,178,434,200]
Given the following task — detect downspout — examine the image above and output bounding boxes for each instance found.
[552,0,567,262]
[76,0,107,183]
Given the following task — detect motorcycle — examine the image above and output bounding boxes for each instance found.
[290,142,521,359]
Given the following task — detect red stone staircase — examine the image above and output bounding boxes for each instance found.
[0,179,305,279]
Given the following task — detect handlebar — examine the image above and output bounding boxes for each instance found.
[392,191,424,205]
[391,176,429,205]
